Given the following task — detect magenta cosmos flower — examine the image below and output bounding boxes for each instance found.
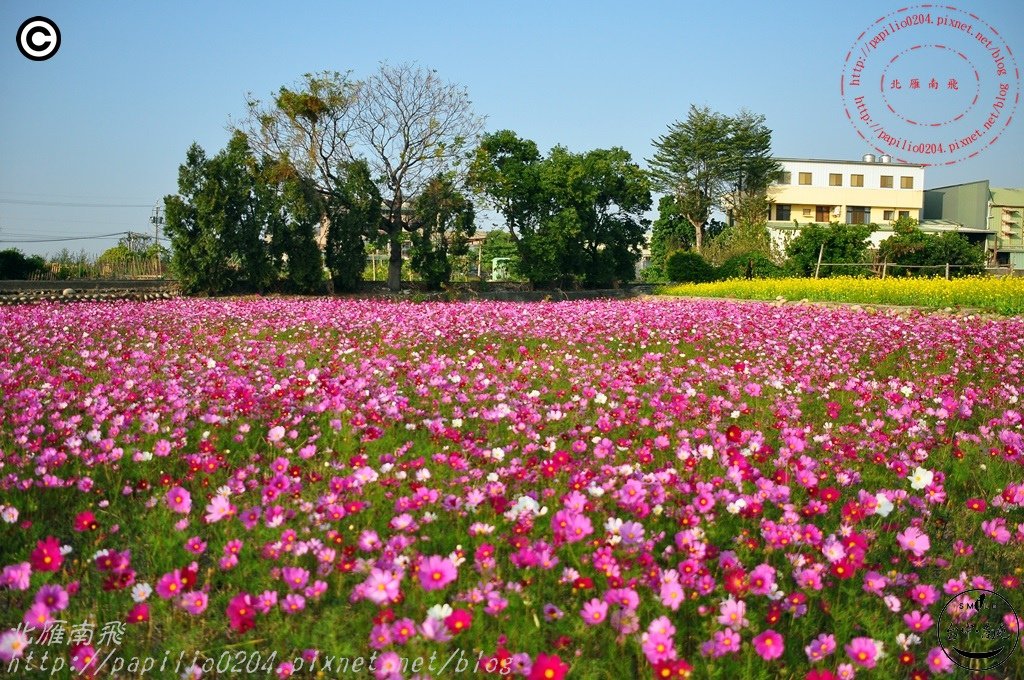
[752,629,785,661]
[845,637,879,668]
[30,536,63,572]
[418,555,457,591]
[166,486,192,514]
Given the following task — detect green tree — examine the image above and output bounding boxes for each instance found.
[409,175,476,289]
[647,195,695,281]
[241,65,482,292]
[480,230,520,279]
[469,133,650,287]
[702,220,780,268]
[785,222,874,277]
[648,106,780,252]
[468,130,545,243]
[666,251,716,283]
[322,160,383,292]
[878,216,984,276]
[164,132,276,294]
[0,249,46,280]
[264,172,326,293]
[352,64,483,291]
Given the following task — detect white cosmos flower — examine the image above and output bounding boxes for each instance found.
[132,582,153,602]
[909,467,934,490]
[427,604,453,620]
[875,493,894,517]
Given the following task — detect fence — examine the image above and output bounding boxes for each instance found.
[811,244,1014,280]
[31,256,166,281]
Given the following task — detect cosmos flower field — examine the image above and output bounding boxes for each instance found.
[1,298,1023,679]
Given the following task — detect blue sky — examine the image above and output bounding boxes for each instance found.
[2,0,1022,255]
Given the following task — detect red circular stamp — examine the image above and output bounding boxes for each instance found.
[841,5,1020,166]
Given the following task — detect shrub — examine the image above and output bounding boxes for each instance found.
[717,253,784,280]
[0,249,46,280]
[666,251,715,283]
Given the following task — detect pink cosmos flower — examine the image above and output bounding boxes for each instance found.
[419,616,452,642]
[69,644,97,673]
[845,637,879,668]
[925,646,953,673]
[982,518,1011,544]
[205,495,236,523]
[24,603,52,628]
[255,590,278,614]
[282,566,309,591]
[1,563,31,591]
[752,629,784,661]
[281,594,305,614]
[718,597,749,630]
[391,618,416,645]
[642,631,676,664]
[896,526,930,556]
[185,536,207,554]
[226,592,255,633]
[580,598,608,625]
[369,623,392,649]
[660,580,684,611]
[166,486,192,514]
[903,610,934,633]
[363,568,401,605]
[34,584,68,611]
[375,651,403,679]
[418,555,457,591]
[156,569,185,599]
[180,590,208,615]
[805,633,836,662]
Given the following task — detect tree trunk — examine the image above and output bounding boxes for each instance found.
[386,192,404,291]
[387,221,402,291]
[691,218,703,254]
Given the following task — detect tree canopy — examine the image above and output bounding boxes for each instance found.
[648,106,780,252]
[239,64,483,291]
[469,131,651,288]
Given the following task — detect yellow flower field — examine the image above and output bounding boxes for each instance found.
[661,276,1024,315]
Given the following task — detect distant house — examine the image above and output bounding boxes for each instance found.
[924,182,1024,268]
[767,155,924,249]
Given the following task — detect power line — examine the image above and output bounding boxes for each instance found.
[0,231,128,243]
[0,199,153,208]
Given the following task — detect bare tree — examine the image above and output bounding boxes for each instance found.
[240,71,360,196]
[352,63,484,290]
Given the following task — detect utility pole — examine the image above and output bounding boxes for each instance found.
[150,204,165,275]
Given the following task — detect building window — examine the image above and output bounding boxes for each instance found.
[778,171,791,185]
[846,206,870,224]
[799,172,812,185]
[829,173,842,186]
[851,174,864,187]
[900,176,914,189]
[802,208,813,217]
[775,204,791,221]
[883,210,895,221]
[881,175,894,188]
[816,206,833,223]
[898,210,910,219]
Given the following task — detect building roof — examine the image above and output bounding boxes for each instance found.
[918,219,994,234]
[991,188,1024,207]
[774,157,925,168]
